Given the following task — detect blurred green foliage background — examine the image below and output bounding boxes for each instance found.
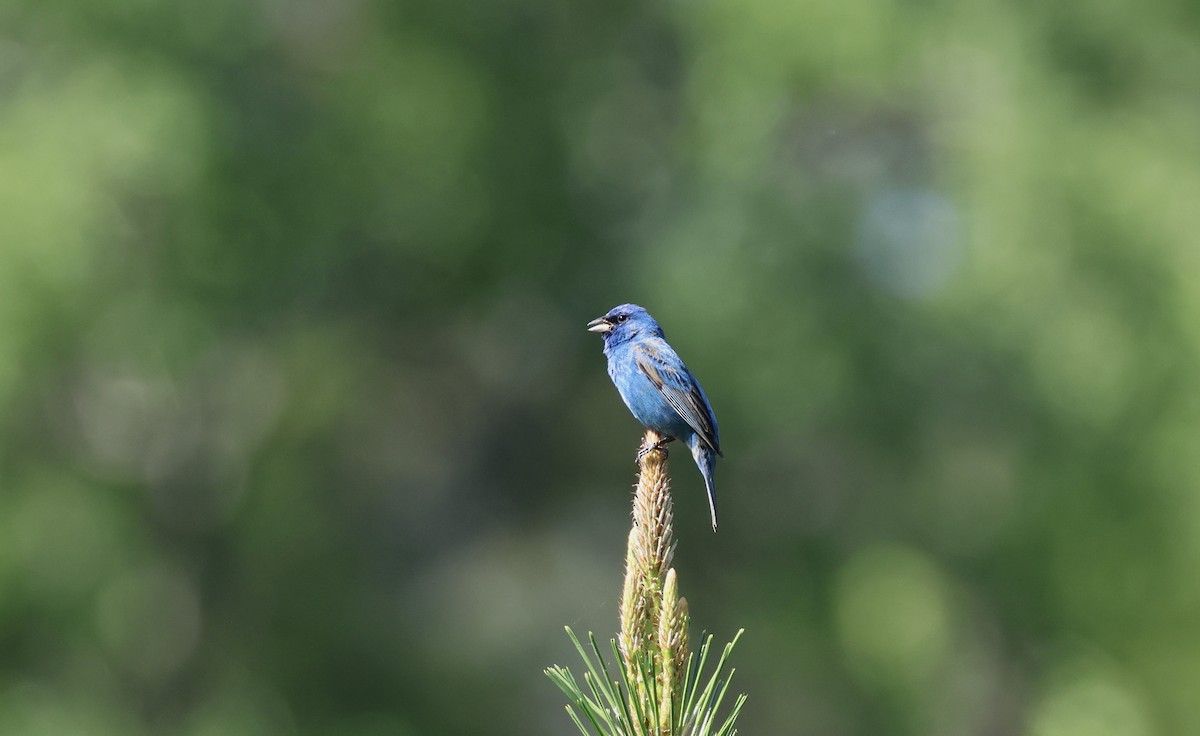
[2,0,1199,734]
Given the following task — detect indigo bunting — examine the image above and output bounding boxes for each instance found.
[587,304,724,531]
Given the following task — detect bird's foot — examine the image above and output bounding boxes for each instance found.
[636,436,675,464]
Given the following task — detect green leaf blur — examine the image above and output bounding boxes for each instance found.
[1,0,1197,734]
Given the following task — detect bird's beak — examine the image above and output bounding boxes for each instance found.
[586,317,613,334]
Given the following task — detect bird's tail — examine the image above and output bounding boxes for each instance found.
[703,471,718,532]
[689,437,719,532]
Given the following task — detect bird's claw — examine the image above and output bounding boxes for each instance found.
[636,436,675,464]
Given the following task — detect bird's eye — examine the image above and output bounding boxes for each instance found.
[616,314,628,323]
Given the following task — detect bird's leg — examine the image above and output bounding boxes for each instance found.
[636,435,675,464]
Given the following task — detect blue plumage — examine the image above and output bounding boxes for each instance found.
[587,304,723,531]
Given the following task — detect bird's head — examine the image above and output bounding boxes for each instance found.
[586,304,662,344]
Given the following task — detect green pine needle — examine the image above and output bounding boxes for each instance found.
[546,627,746,736]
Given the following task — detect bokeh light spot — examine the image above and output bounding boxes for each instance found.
[96,564,201,680]
[855,188,962,298]
[1030,659,1152,736]
[3,473,127,607]
[835,544,955,688]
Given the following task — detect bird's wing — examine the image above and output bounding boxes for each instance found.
[634,341,722,456]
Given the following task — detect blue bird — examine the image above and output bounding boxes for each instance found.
[587,304,724,531]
